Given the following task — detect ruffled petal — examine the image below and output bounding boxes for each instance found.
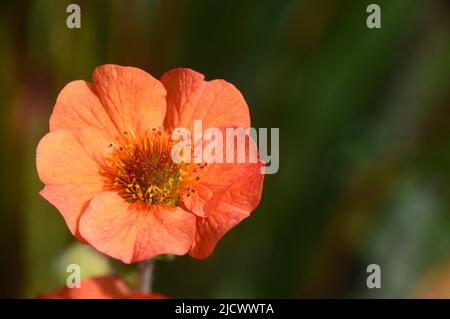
[182,128,262,218]
[161,68,250,132]
[50,80,119,139]
[50,64,167,142]
[79,191,196,263]
[92,64,167,140]
[36,128,109,238]
[188,160,264,259]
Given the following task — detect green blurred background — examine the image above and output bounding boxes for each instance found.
[1,0,450,298]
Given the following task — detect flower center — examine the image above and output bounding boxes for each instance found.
[102,129,199,208]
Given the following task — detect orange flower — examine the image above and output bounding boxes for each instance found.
[37,276,166,299]
[36,65,264,263]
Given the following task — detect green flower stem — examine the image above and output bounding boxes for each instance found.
[139,259,154,293]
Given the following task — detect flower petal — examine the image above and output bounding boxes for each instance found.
[36,129,109,238]
[50,65,167,141]
[78,191,196,263]
[181,183,213,217]
[49,80,119,139]
[161,68,250,132]
[92,64,167,139]
[182,128,262,218]
[188,160,264,259]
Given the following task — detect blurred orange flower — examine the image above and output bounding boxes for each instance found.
[36,64,264,263]
[37,276,166,299]
[414,260,450,298]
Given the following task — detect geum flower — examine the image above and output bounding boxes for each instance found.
[36,64,264,263]
[37,276,166,299]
